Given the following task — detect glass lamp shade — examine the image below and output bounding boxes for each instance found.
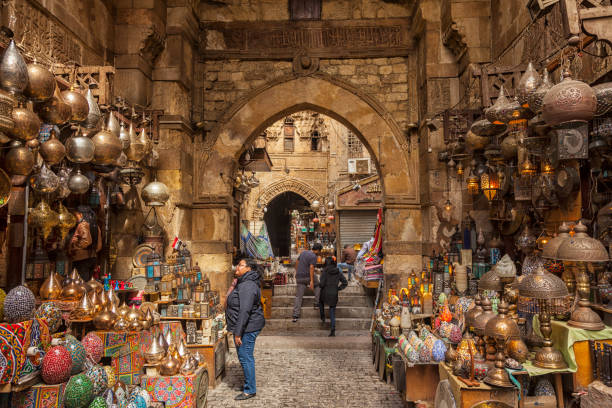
[480,170,499,201]
[519,155,537,176]
[466,173,480,195]
[542,222,571,260]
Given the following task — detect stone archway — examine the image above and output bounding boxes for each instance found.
[251,178,320,220]
[192,74,423,287]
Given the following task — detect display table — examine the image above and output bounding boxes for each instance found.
[185,332,228,388]
[438,362,518,408]
[93,329,156,357]
[534,318,612,390]
[141,366,209,408]
[372,331,397,383]
[397,351,439,402]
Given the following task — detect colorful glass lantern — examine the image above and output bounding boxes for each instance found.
[480,167,500,202]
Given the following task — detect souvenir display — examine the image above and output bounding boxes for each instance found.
[4,285,36,323]
[65,334,87,375]
[64,373,94,408]
[41,345,72,384]
[82,332,104,363]
[34,302,62,333]
[84,362,108,396]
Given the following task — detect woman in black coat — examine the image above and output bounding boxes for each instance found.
[318,256,348,337]
[225,258,265,400]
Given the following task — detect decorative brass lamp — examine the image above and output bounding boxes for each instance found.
[518,266,569,369]
[480,165,500,203]
[556,221,608,330]
[472,297,497,357]
[484,300,521,361]
[484,333,515,388]
[465,294,483,333]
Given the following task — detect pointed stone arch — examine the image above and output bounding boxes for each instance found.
[251,178,320,220]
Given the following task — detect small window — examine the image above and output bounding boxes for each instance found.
[289,0,321,20]
[284,136,294,152]
[284,117,295,151]
[311,130,321,151]
[347,131,363,158]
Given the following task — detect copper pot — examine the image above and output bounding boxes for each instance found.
[24,62,55,102]
[39,131,65,165]
[61,86,89,122]
[36,84,72,125]
[5,144,34,175]
[39,269,62,300]
[66,132,95,164]
[93,305,117,330]
[91,128,122,165]
[10,106,41,142]
[159,345,181,376]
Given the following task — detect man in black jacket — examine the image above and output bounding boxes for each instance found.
[225,258,265,400]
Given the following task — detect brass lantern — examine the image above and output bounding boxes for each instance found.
[480,165,500,202]
[466,167,479,195]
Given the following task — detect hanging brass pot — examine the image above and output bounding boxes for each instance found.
[89,289,103,314]
[10,105,41,142]
[61,85,89,122]
[37,84,72,125]
[141,180,170,207]
[517,62,541,108]
[29,200,59,239]
[5,143,34,175]
[117,301,130,319]
[39,269,63,300]
[542,70,597,126]
[66,131,95,163]
[107,112,120,138]
[126,123,146,162]
[24,62,55,102]
[68,169,90,194]
[91,128,122,165]
[144,330,165,363]
[40,131,65,165]
[159,345,181,376]
[29,163,60,193]
[0,40,28,95]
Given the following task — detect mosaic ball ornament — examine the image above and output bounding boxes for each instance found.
[407,330,419,345]
[112,381,129,406]
[432,339,447,362]
[103,366,115,388]
[65,373,94,408]
[419,344,432,362]
[65,334,87,375]
[88,396,108,408]
[81,333,103,363]
[406,344,420,363]
[449,324,463,344]
[433,317,441,330]
[35,302,63,333]
[42,345,72,384]
[455,297,473,314]
[4,285,36,323]
[128,387,149,408]
[0,288,6,321]
[419,327,432,340]
[439,321,453,339]
[85,363,108,396]
[534,378,556,397]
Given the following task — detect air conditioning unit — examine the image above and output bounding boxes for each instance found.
[348,158,371,175]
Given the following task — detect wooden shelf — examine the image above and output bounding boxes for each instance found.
[160,316,211,320]
[186,343,215,348]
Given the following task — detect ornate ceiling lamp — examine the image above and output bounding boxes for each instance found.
[543,69,596,127]
[518,266,569,369]
[517,62,541,109]
[480,164,500,203]
[556,221,608,330]
[528,69,552,114]
[542,222,570,260]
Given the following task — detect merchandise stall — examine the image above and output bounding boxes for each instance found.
[372,58,612,407]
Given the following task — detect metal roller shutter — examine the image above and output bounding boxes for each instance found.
[339,210,378,249]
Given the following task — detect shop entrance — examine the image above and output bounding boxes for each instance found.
[264,192,310,257]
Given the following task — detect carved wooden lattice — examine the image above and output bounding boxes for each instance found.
[54,66,115,106]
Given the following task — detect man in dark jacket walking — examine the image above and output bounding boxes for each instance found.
[292,243,322,322]
[225,259,265,400]
[319,257,348,337]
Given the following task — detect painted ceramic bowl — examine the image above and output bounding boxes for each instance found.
[64,373,93,408]
[81,333,103,363]
[4,285,35,323]
[432,340,447,362]
[65,334,87,375]
[35,302,63,333]
[41,345,72,384]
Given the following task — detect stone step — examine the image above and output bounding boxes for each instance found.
[241,333,371,350]
[264,317,371,331]
[271,295,371,307]
[270,305,373,319]
[273,283,366,296]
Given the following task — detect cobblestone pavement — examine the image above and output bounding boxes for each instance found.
[207,347,404,407]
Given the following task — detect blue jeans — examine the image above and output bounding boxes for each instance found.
[235,330,260,395]
[337,263,354,280]
[319,303,337,330]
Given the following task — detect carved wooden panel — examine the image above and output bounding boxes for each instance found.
[54,66,115,106]
[290,0,322,20]
[200,19,413,60]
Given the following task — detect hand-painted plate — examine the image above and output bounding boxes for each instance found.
[133,244,154,268]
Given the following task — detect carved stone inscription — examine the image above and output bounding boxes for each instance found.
[202,19,412,59]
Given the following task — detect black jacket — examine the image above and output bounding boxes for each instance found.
[318,266,348,307]
[225,269,265,337]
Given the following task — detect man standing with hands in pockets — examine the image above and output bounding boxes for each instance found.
[292,243,322,323]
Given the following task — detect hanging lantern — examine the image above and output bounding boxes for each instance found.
[543,70,597,126]
[328,214,335,221]
[311,200,320,212]
[126,123,146,162]
[519,154,537,176]
[141,180,170,207]
[541,158,554,175]
[517,62,541,108]
[66,130,95,163]
[0,40,28,95]
[443,199,453,214]
[313,216,319,223]
[24,62,55,102]
[82,88,101,133]
[61,84,89,123]
[456,161,464,177]
[466,168,480,195]
[480,166,500,202]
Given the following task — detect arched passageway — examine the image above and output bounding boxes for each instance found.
[263,192,310,257]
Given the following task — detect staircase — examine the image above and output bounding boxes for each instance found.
[264,282,374,333]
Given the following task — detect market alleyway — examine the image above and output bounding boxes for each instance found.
[207,334,404,407]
